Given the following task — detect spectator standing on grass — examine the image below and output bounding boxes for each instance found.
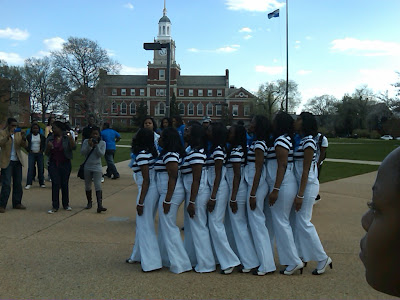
[172,115,185,147]
[314,132,328,203]
[0,118,27,213]
[45,121,76,214]
[81,127,107,213]
[101,122,121,179]
[82,115,96,142]
[25,123,46,190]
[25,119,44,183]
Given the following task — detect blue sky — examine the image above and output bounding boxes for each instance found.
[1,0,400,110]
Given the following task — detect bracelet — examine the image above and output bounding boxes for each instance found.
[230,199,237,202]
[163,200,171,204]
[189,200,196,204]
[209,198,216,201]
[296,195,304,199]
[137,203,144,207]
[250,195,256,198]
[273,187,280,191]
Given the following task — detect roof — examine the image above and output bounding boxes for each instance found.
[177,75,226,87]
[102,75,148,86]
[159,15,171,23]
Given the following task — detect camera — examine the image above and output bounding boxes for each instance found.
[91,138,98,144]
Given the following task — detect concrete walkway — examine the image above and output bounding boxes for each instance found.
[325,158,381,165]
[0,159,395,299]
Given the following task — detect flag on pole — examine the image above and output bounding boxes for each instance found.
[268,9,279,19]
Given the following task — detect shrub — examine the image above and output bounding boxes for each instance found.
[353,129,370,138]
[370,130,381,139]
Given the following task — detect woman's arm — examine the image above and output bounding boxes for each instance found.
[249,148,264,210]
[163,161,178,214]
[294,147,313,211]
[269,145,288,206]
[208,159,223,213]
[137,164,150,216]
[187,164,202,218]
[230,162,241,214]
[67,133,76,150]
[94,141,106,157]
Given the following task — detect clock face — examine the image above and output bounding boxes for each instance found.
[158,48,167,56]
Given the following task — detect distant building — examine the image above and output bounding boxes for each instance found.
[70,3,255,127]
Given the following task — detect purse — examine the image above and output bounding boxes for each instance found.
[77,147,95,180]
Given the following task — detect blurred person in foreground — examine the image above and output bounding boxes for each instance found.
[360,147,400,297]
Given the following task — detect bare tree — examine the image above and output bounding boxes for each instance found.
[304,94,338,116]
[51,37,120,120]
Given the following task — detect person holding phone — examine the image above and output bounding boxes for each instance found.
[0,118,28,213]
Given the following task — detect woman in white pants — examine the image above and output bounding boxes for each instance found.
[155,128,192,274]
[181,122,215,273]
[126,128,162,272]
[205,122,241,274]
[267,112,304,275]
[245,115,276,276]
[225,124,259,273]
[293,112,332,275]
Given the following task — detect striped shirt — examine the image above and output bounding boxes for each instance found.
[293,135,317,161]
[226,145,245,168]
[131,150,155,173]
[267,135,294,163]
[247,140,267,163]
[180,147,206,175]
[154,152,181,173]
[205,146,225,168]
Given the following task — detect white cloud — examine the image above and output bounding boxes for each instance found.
[239,27,252,33]
[106,49,116,57]
[124,3,134,10]
[255,65,283,75]
[297,70,311,76]
[295,40,301,49]
[225,0,284,12]
[357,69,398,94]
[188,48,200,53]
[43,37,65,51]
[0,27,29,40]
[0,51,24,64]
[305,36,312,40]
[331,37,400,56]
[120,65,147,75]
[243,35,252,40]
[188,45,240,53]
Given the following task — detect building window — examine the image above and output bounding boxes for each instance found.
[244,105,251,116]
[155,102,165,116]
[130,102,136,115]
[163,26,166,35]
[156,89,165,96]
[198,89,203,97]
[208,89,213,97]
[216,104,222,116]
[178,103,185,115]
[120,102,127,114]
[217,90,222,96]
[75,118,81,126]
[159,69,165,80]
[130,89,135,96]
[188,103,194,115]
[140,89,145,96]
[232,105,238,117]
[111,102,117,114]
[112,88,117,96]
[206,103,213,116]
[189,89,194,96]
[197,103,203,116]
[179,89,184,96]
[121,89,126,96]
[74,103,81,113]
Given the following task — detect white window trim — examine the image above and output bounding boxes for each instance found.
[197,103,203,116]
[111,102,118,114]
[178,102,185,115]
[120,102,127,115]
[189,89,194,97]
[112,88,117,96]
[130,89,135,96]
[140,89,145,96]
[206,103,213,116]
[232,104,239,117]
[121,89,127,96]
[198,89,203,97]
[215,104,222,116]
[130,102,136,115]
[155,102,166,116]
[207,89,213,97]
[188,103,194,116]
[179,89,184,96]
[217,89,222,97]
[159,69,165,80]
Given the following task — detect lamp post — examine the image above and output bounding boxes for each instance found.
[143,42,171,117]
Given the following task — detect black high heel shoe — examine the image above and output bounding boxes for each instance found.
[312,257,333,275]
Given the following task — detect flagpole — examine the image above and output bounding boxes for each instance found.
[285,0,289,112]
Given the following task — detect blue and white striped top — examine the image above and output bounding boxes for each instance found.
[180,147,206,175]
[267,135,294,163]
[131,150,156,173]
[154,152,181,173]
[293,135,317,162]
[247,140,268,163]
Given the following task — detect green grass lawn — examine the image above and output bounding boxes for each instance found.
[319,162,379,183]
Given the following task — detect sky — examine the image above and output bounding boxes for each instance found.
[1,0,400,111]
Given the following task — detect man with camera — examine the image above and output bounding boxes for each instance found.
[0,118,28,213]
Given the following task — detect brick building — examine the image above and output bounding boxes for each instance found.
[70,4,255,127]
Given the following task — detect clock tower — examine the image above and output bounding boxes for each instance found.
[148,0,180,82]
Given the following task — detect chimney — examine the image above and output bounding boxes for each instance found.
[225,69,229,88]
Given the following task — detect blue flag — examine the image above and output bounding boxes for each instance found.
[268,9,279,19]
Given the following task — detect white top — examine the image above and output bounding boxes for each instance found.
[10,134,18,161]
[31,134,41,153]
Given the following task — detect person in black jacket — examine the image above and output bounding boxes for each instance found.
[25,123,46,189]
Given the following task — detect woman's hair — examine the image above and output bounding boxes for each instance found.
[208,122,228,153]
[160,117,172,129]
[172,115,183,127]
[52,121,67,132]
[141,116,157,132]
[273,111,294,139]
[131,128,158,158]
[227,124,248,165]
[253,115,271,141]
[300,111,318,136]
[160,127,185,157]
[89,126,100,136]
[187,122,205,150]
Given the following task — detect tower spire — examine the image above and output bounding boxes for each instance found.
[163,0,167,16]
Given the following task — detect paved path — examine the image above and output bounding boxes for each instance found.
[325,158,381,165]
[0,158,395,299]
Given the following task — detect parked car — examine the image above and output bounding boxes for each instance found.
[380,135,393,140]
[395,137,400,140]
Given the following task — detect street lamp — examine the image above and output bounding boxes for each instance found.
[143,42,171,117]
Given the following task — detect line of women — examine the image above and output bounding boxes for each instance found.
[126,111,332,276]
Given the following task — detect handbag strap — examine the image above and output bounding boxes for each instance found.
[82,146,96,166]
